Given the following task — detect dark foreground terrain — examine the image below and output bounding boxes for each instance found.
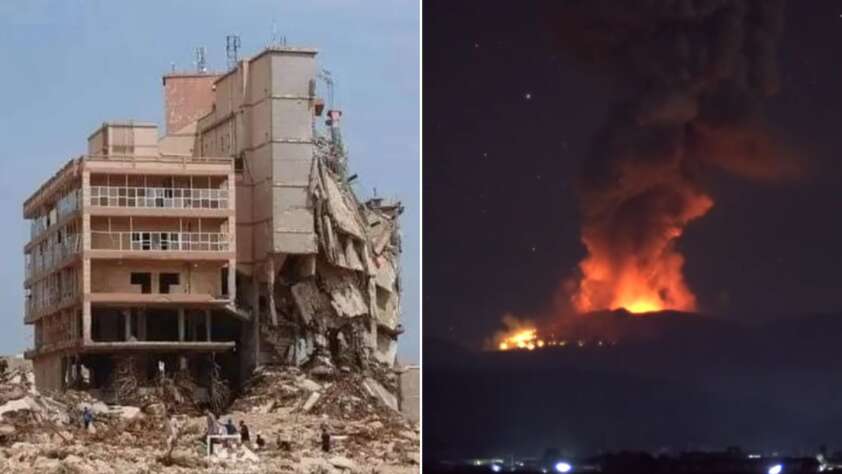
[425,311,842,465]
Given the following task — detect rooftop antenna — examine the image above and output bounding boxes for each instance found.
[319,68,346,175]
[194,47,208,73]
[318,69,335,109]
[271,20,279,45]
[226,35,241,70]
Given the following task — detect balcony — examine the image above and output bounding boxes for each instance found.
[27,234,81,281]
[29,190,81,240]
[89,186,230,210]
[25,289,79,323]
[90,231,230,253]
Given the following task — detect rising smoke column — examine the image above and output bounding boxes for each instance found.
[555,0,799,314]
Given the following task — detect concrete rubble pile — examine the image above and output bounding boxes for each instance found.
[106,356,198,414]
[225,364,419,473]
[0,353,418,472]
[232,364,400,420]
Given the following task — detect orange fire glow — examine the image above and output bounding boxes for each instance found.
[498,328,543,351]
[572,193,713,314]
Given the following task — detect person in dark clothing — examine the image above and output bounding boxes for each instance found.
[256,433,266,449]
[321,425,331,453]
[225,418,237,435]
[82,407,93,430]
[239,420,250,443]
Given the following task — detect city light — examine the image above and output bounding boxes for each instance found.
[490,464,502,473]
[768,464,783,474]
[555,461,573,473]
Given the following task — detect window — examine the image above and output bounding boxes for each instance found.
[155,188,165,208]
[159,273,180,294]
[131,232,152,250]
[130,273,152,294]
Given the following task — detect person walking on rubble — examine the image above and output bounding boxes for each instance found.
[239,420,250,444]
[82,407,93,431]
[321,424,331,453]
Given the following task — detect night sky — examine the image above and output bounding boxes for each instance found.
[424,0,842,350]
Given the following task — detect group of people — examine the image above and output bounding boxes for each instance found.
[204,411,334,454]
[84,405,334,455]
[205,411,265,450]
[81,403,335,457]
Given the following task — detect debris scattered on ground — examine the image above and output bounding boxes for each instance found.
[0,357,418,472]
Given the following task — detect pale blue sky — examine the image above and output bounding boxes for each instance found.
[0,0,419,363]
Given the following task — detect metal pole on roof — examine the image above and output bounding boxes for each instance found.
[226,35,241,70]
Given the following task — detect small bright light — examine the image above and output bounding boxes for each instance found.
[490,464,502,473]
[768,464,783,474]
[555,461,572,473]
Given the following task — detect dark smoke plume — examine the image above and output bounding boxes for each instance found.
[553,0,800,313]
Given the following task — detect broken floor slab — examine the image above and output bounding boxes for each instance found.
[321,266,369,319]
[362,377,398,412]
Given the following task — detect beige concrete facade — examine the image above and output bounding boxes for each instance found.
[162,73,220,135]
[24,122,237,392]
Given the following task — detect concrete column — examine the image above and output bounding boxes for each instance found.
[178,308,185,341]
[123,309,131,341]
[205,309,211,341]
[82,301,92,343]
[81,171,91,252]
[228,259,237,302]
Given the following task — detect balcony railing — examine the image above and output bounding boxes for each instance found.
[89,186,230,210]
[26,295,74,321]
[30,190,81,239]
[27,235,81,280]
[90,231,230,252]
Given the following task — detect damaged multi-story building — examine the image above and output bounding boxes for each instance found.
[22,45,404,395]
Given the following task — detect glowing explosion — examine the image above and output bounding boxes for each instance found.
[495,315,549,351]
[572,192,714,314]
[555,0,795,316]
[498,328,543,351]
